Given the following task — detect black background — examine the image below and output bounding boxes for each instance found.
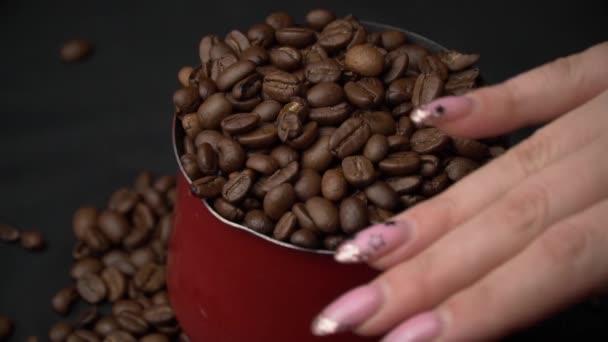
[1,0,607,340]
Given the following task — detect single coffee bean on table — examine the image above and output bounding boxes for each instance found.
[174,8,506,250]
[60,39,94,64]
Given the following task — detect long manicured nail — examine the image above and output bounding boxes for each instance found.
[335,220,412,264]
[311,284,382,336]
[382,312,442,342]
[410,96,473,126]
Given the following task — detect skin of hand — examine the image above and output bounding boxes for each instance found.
[311,41,608,342]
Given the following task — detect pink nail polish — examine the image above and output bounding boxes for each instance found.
[334,220,412,264]
[410,96,473,125]
[311,284,382,336]
[382,312,442,342]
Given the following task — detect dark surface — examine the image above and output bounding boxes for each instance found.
[0,0,606,340]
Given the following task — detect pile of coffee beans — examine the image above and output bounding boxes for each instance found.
[44,172,189,342]
[175,9,505,250]
[0,222,46,251]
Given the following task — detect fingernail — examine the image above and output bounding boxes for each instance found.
[335,220,412,264]
[410,96,473,125]
[382,312,442,342]
[311,284,382,336]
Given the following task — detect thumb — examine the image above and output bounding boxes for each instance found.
[411,42,608,138]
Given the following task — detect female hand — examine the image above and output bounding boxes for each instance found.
[312,42,608,341]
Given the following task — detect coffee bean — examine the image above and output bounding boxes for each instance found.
[360,111,396,135]
[77,273,107,304]
[318,19,353,52]
[101,267,126,302]
[387,135,410,151]
[83,227,110,253]
[302,44,328,65]
[216,60,256,91]
[130,247,157,268]
[75,305,98,327]
[305,59,342,84]
[141,333,171,342]
[367,32,381,46]
[276,99,308,143]
[263,183,296,220]
[197,77,218,100]
[236,123,278,148]
[197,93,233,130]
[20,230,46,250]
[411,128,450,153]
[256,65,281,77]
[253,100,282,122]
[243,210,274,235]
[247,23,275,48]
[290,229,320,248]
[232,73,263,100]
[273,211,297,241]
[155,324,180,336]
[344,77,385,108]
[108,189,139,214]
[292,203,316,231]
[66,329,100,342]
[293,169,322,201]
[49,322,74,342]
[72,241,93,260]
[213,198,245,221]
[196,143,218,176]
[452,137,489,160]
[216,138,245,173]
[419,154,441,178]
[363,134,389,163]
[112,299,143,316]
[445,157,479,181]
[60,39,94,63]
[412,73,444,106]
[419,55,449,81]
[72,207,98,240]
[0,223,19,242]
[339,197,369,234]
[386,77,416,106]
[392,102,414,117]
[309,102,352,126]
[178,66,193,87]
[329,117,372,158]
[345,44,384,77]
[222,170,255,203]
[265,12,294,30]
[275,27,315,48]
[173,87,201,113]
[300,135,331,171]
[134,263,166,294]
[102,251,136,276]
[321,168,348,202]
[105,330,137,342]
[180,153,202,180]
[286,121,318,150]
[71,257,103,279]
[365,181,400,210]
[262,71,302,103]
[381,30,407,51]
[97,211,130,245]
[438,50,480,71]
[379,151,421,176]
[122,226,153,251]
[306,82,344,108]
[240,46,269,66]
[421,172,450,197]
[116,311,148,335]
[181,113,202,138]
[93,317,119,337]
[142,305,175,326]
[245,155,277,175]
[386,175,422,195]
[306,9,336,31]
[305,197,339,233]
[368,205,395,224]
[342,155,375,188]
[388,44,429,73]
[383,54,409,84]
[225,30,251,55]
[52,286,79,315]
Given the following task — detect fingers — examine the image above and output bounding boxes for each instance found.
[383,198,608,342]
[354,132,608,335]
[411,42,608,138]
[334,89,608,269]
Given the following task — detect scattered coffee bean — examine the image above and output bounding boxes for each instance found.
[49,322,74,342]
[52,287,79,315]
[77,273,107,304]
[20,230,46,251]
[60,39,94,63]
[0,223,19,242]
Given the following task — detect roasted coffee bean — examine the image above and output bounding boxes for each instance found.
[102,251,136,276]
[0,223,19,242]
[209,54,239,81]
[197,77,218,100]
[216,60,256,91]
[380,30,407,51]
[302,44,328,65]
[360,111,396,135]
[342,155,375,188]
[383,54,409,84]
[180,153,202,180]
[419,55,449,81]
[141,333,170,342]
[386,77,416,105]
[412,73,443,106]
[270,146,299,168]
[321,168,348,202]
[262,71,302,102]
[225,30,250,55]
[236,123,278,148]
[132,203,155,230]
[339,196,368,234]
[52,286,79,315]
[108,189,139,214]
[307,82,344,108]
[489,145,506,158]
[452,137,489,160]
[122,226,153,251]
[388,44,429,73]
[329,117,372,158]
[246,155,278,175]
[101,267,126,302]
[240,46,270,66]
[213,198,245,221]
[265,12,294,30]
[305,59,342,84]
[116,311,148,335]
[421,172,450,197]
[72,241,93,260]
[368,205,395,224]
[290,229,320,248]
[263,183,296,220]
[438,50,480,71]
[130,247,157,268]
[77,273,107,304]
[178,66,193,87]
[445,157,478,181]
[345,44,384,77]
[387,135,410,151]
[256,65,281,77]
[243,210,274,235]
[152,291,170,306]
[397,116,415,137]
[387,175,422,195]
[141,188,168,216]
[323,235,345,250]
[93,317,119,337]
[221,113,260,135]
[275,27,315,48]
[365,181,400,210]
[60,39,93,63]
[292,203,316,230]
[112,299,143,316]
[194,130,223,149]
[181,113,202,138]
[134,263,166,294]
[66,329,100,342]
[173,87,201,113]
[363,134,389,163]
[183,136,196,155]
[197,93,233,130]
[306,8,336,30]
[232,73,263,100]
[392,102,414,117]
[273,211,297,241]
[20,230,46,250]
[222,170,254,203]
[446,68,479,87]
[75,306,98,327]
[155,324,180,336]
[253,100,282,122]
[293,169,322,201]
[309,102,352,126]
[286,121,318,150]
[247,23,275,48]
[73,206,98,240]
[379,151,421,176]
[419,154,441,178]
[305,197,339,233]
[71,257,103,279]
[216,138,246,173]
[367,32,381,46]
[411,128,450,153]
[142,305,175,326]
[83,227,110,253]
[301,135,333,171]
[227,92,261,111]
[49,322,74,342]
[196,143,218,175]
[344,77,384,109]
[97,210,129,245]
[104,330,137,342]
[318,19,353,52]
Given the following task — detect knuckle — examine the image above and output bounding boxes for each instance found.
[539,220,590,267]
[508,129,554,177]
[498,182,550,236]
